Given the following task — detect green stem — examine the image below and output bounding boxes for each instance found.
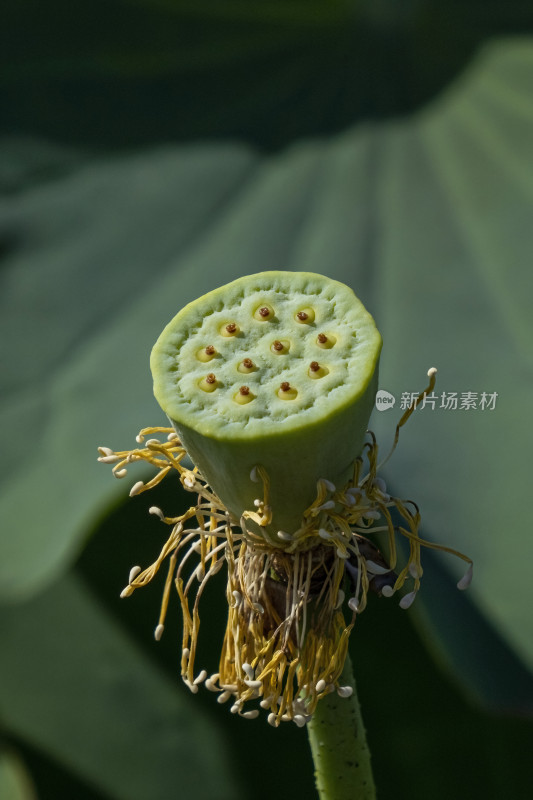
[307,652,376,800]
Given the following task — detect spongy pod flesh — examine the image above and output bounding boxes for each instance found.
[150,271,382,538]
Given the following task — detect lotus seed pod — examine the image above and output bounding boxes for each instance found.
[150,271,382,539]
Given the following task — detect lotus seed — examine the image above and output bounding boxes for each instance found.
[317,332,336,349]
[199,373,218,392]
[222,322,239,336]
[271,339,289,354]
[296,307,315,323]
[234,386,254,405]
[308,361,329,379]
[254,304,275,321]
[197,345,216,362]
[278,382,297,400]
[238,358,256,374]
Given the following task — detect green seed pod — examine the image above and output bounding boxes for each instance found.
[150,271,381,539]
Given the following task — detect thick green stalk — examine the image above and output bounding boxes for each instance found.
[307,653,376,800]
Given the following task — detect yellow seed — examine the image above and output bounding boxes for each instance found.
[238,358,256,374]
[316,333,336,349]
[234,386,255,404]
[199,373,218,392]
[197,345,216,362]
[253,304,275,321]
[221,322,240,337]
[271,339,290,354]
[308,361,329,379]
[277,382,298,400]
[295,307,315,324]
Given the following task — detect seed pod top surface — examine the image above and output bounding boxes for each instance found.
[151,271,381,443]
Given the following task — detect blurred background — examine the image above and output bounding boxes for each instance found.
[1,2,533,798]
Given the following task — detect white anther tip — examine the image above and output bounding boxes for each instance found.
[243,710,260,720]
[267,713,279,727]
[194,670,208,686]
[315,679,326,694]
[457,564,473,590]
[129,480,144,497]
[399,590,417,609]
[120,585,134,599]
[128,565,141,583]
[242,663,255,679]
[337,686,354,698]
[366,560,391,576]
[114,468,127,479]
[348,597,359,612]
[427,367,437,377]
[318,528,331,540]
[374,477,387,492]
[154,624,164,641]
[293,714,307,727]
[408,562,422,579]
[277,530,293,541]
[148,506,164,519]
[250,466,259,482]
[320,479,336,493]
[381,585,395,597]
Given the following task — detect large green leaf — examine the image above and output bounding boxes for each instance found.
[1,37,532,711]
[4,1,530,151]
[0,573,243,800]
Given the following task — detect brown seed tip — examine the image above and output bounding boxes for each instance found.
[259,307,270,317]
[317,333,328,343]
[280,381,291,392]
[243,358,253,369]
[226,323,237,334]
[310,361,320,372]
[239,386,250,396]
[297,311,308,321]
[273,340,284,351]
[205,345,215,355]
[205,373,216,384]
